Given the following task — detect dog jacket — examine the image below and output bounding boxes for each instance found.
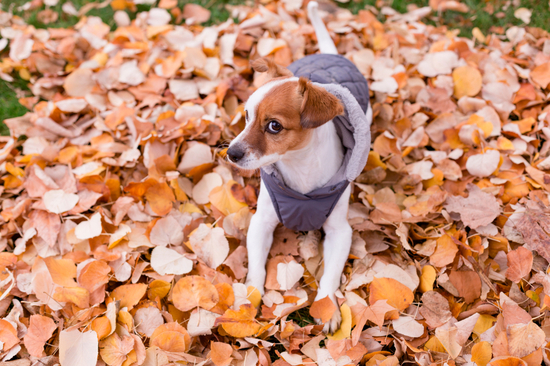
[261,54,372,232]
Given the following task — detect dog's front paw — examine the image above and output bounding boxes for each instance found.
[313,293,343,335]
[314,307,342,335]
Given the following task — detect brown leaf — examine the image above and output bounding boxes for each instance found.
[449,269,481,304]
[419,291,453,328]
[506,246,533,283]
[444,184,500,229]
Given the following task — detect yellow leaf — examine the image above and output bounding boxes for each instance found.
[327,303,352,340]
[471,341,492,366]
[497,136,515,151]
[247,286,262,308]
[148,280,171,300]
[453,66,482,99]
[473,314,496,339]
[420,265,436,293]
[209,181,248,216]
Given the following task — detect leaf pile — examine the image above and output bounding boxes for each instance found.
[1,1,550,365]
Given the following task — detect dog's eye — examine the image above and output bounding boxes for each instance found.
[266,121,283,134]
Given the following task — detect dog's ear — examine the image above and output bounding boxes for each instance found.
[298,76,344,129]
[251,57,293,78]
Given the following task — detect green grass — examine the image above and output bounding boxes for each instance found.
[0,77,30,136]
[1,0,549,136]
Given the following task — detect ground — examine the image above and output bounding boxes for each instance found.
[1,0,549,135]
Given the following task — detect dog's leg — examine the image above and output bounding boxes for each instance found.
[315,185,352,333]
[245,180,280,295]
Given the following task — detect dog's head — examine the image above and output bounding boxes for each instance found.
[226,57,344,170]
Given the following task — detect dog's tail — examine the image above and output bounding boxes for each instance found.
[307,1,338,54]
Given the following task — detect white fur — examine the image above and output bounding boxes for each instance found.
[307,1,338,55]
[235,1,368,333]
[275,120,343,194]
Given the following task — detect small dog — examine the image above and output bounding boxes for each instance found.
[227,1,372,332]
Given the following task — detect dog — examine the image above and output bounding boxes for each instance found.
[226,1,372,332]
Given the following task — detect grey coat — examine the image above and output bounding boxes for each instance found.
[260,54,372,232]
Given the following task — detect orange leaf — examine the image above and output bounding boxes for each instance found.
[309,296,336,323]
[78,260,111,293]
[150,322,191,353]
[430,233,459,267]
[111,283,147,310]
[215,304,261,338]
[23,315,57,358]
[0,319,19,351]
[210,282,235,314]
[53,286,90,308]
[172,275,219,312]
[44,257,77,287]
[210,341,233,366]
[369,277,414,311]
[145,181,175,216]
[488,356,527,366]
[91,316,112,341]
[99,333,134,366]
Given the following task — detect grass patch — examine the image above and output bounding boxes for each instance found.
[0,77,30,136]
[287,306,315,327]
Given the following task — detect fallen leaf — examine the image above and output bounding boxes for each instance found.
[43,189,80,214]
[471,341,492,366]
[210,342,233,366]
[215,304,261,338]
[59,329,98,366]
[506,321,545,358]
[75,212,103,240]
[150,322,191,352]
[150,246,193,276]
[392,316,425,337]
[506,246,533,283]
[310,296,337,323]
[369,277,414,311]
[276,260,304,291]
[453,66,482,99]
[110,283,147,310]
[172,275,219,312]
[189,224,229,269]
[445,184,500,229]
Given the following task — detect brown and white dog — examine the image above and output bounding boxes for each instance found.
[227,1,372,332]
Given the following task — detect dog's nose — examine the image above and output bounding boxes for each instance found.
[227,146,245,162]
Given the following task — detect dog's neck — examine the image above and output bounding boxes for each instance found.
[275,120,344,195]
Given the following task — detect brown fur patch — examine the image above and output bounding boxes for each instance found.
[252,57,293,78]
[241,79,344,158]
[298,77,344,129]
